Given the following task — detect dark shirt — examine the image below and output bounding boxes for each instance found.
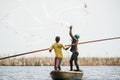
[70,39,78,52]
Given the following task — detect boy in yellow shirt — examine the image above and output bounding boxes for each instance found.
[49,36,69,70]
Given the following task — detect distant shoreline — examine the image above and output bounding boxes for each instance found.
[0,57,120,66]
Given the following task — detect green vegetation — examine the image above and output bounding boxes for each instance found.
[0,57,120,66]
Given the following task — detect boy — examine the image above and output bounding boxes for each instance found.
[69,26,80,71]
[49,36,69,70]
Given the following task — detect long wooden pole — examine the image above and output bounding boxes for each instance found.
[0,36,120,60]
[66,36,120,46]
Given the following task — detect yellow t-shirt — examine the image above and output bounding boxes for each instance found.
[49,42,66,58]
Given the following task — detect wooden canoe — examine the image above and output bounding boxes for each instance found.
[50,70,83,80]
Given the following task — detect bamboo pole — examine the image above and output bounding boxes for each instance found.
[0,36,120,60]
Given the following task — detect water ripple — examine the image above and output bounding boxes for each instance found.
[0,66,120,80]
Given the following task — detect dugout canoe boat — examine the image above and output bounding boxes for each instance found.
[50,70,83,80]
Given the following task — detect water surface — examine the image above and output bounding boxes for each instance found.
[0,66,120,80]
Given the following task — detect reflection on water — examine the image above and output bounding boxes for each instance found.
[0,66,120,80]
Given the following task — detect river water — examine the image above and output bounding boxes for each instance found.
[0,66,120,80]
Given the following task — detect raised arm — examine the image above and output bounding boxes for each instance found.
[69,26,76,40]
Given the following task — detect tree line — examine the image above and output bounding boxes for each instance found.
[0,57,120,66]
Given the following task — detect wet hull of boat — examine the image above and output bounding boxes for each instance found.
[50,70,83,80]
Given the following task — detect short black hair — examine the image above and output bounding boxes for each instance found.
[55,36,60,42]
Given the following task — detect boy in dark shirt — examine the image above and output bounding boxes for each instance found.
[69,26,80,71]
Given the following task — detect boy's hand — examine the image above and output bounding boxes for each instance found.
[65,46,70,50]
[70,25,72,30]
[49,49,52,52]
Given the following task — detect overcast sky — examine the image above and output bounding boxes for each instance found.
[0,0,120,57]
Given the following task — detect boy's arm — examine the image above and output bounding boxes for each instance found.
[69,26,76,40]
[49,45,53,52]
[65,46,70,50]
[62,44,70,50]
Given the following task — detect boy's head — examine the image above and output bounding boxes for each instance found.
[74,34,80,39]
[55,36,60,42]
